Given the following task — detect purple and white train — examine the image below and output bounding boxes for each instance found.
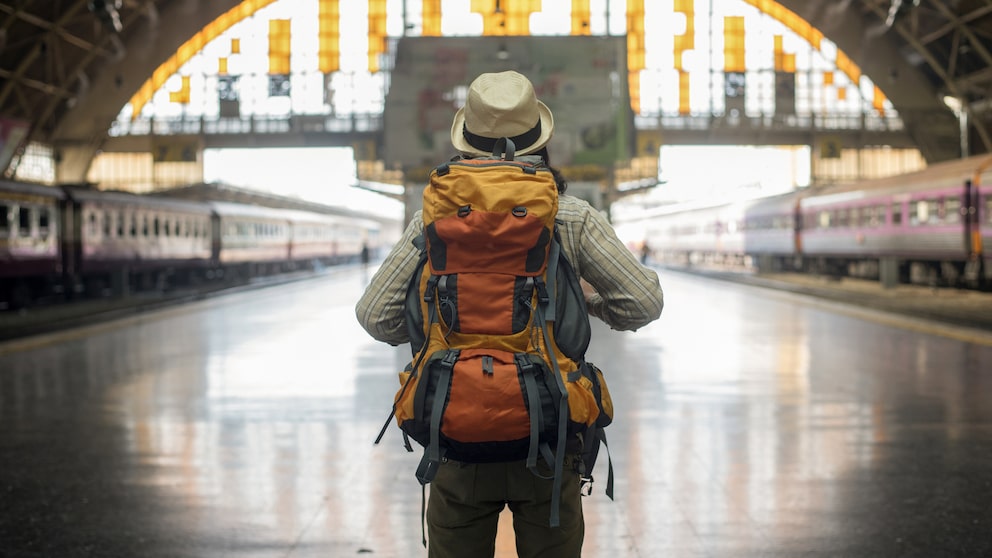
[0,180,394,309]
[642,154,992,288]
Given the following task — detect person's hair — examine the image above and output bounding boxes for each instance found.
[533,147,568,194]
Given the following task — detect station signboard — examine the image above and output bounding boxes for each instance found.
[384,35,632,176]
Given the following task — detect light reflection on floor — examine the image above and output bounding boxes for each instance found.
[0,267,990,557]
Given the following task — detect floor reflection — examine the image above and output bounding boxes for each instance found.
[0,269,990,557]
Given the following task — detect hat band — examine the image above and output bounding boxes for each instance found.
[463,119,542,153]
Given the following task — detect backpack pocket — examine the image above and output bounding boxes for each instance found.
[566,362,614,429]
[399,348,563,463]
[442,348,530,442]
[394,362,419,425]
[588,363,614,428]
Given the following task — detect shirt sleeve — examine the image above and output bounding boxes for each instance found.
[572,204,664,331]
[355,212,423,346]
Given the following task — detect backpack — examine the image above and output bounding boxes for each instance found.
[375,138,614,528]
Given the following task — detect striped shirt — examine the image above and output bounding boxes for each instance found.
[355,195,664,346]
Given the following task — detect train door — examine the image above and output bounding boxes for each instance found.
[963,179,984,284]
[60,197,78,283]
[209,212,222,265]
[792,199,803,257]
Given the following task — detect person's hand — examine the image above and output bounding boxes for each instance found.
[580,279,597,298]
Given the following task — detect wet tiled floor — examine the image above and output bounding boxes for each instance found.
[1,266,991,557]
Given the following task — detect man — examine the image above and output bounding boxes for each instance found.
[356,70,663,557]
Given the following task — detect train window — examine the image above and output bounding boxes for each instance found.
[142,214,149,237]
[103,211,112,236]
[39,208,50,238]
[945,197,961,224]
[891,203,902,226]
[910,201,924,226]
[927,200,940,224]
[17,207,31,237]
[818,211,830,228]
[986,195,992,224]
[129,213,137,237]
[836,209,848,227]
[870,205,883,227]
[0,204,8,235]
[86,212,97,237]
[115,212,123,236]
[153,216,160,236]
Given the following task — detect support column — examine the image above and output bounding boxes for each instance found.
[403,180,425,225]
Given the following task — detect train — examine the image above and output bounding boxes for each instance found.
[0,180,393,309]
[637,153,992,289]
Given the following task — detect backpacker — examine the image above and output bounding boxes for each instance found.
[375,138,614,528]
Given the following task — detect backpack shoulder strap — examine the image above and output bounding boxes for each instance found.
[544,228,562,321]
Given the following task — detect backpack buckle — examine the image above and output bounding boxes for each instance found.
[514,353,535,374]
[423,275,439,303]
[579,476,594,497]
[441,349,460,369]
[535,277,550,306]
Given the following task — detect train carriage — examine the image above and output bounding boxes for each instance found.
[330,214,381,264]
[284,209,338,263]
[208,201,294,267]
[641,153,992,288]
[642,201,730,266]
[800,156,991,281]
[0,180,65,307]
[976,171,992,281]
[63,186,215,295]
[0,178,397,310]
[740,192,801,270]
[65,187,213,264]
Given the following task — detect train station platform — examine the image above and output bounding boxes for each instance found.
[1,265,991,557]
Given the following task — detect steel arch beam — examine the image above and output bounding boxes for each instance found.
[51,0,242,182]
[777,0,963,163]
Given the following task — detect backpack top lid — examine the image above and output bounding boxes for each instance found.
[422,138,558,277]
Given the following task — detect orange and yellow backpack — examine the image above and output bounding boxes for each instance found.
[375,138,613,528]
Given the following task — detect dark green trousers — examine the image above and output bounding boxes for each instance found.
[426,456,584,558]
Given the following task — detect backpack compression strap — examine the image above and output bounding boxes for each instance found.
[530,238,571,528]
[415,349,459,486]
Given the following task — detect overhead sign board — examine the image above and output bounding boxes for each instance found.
[384,36,631,174]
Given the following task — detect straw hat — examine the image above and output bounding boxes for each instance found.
[450,70,554,157]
